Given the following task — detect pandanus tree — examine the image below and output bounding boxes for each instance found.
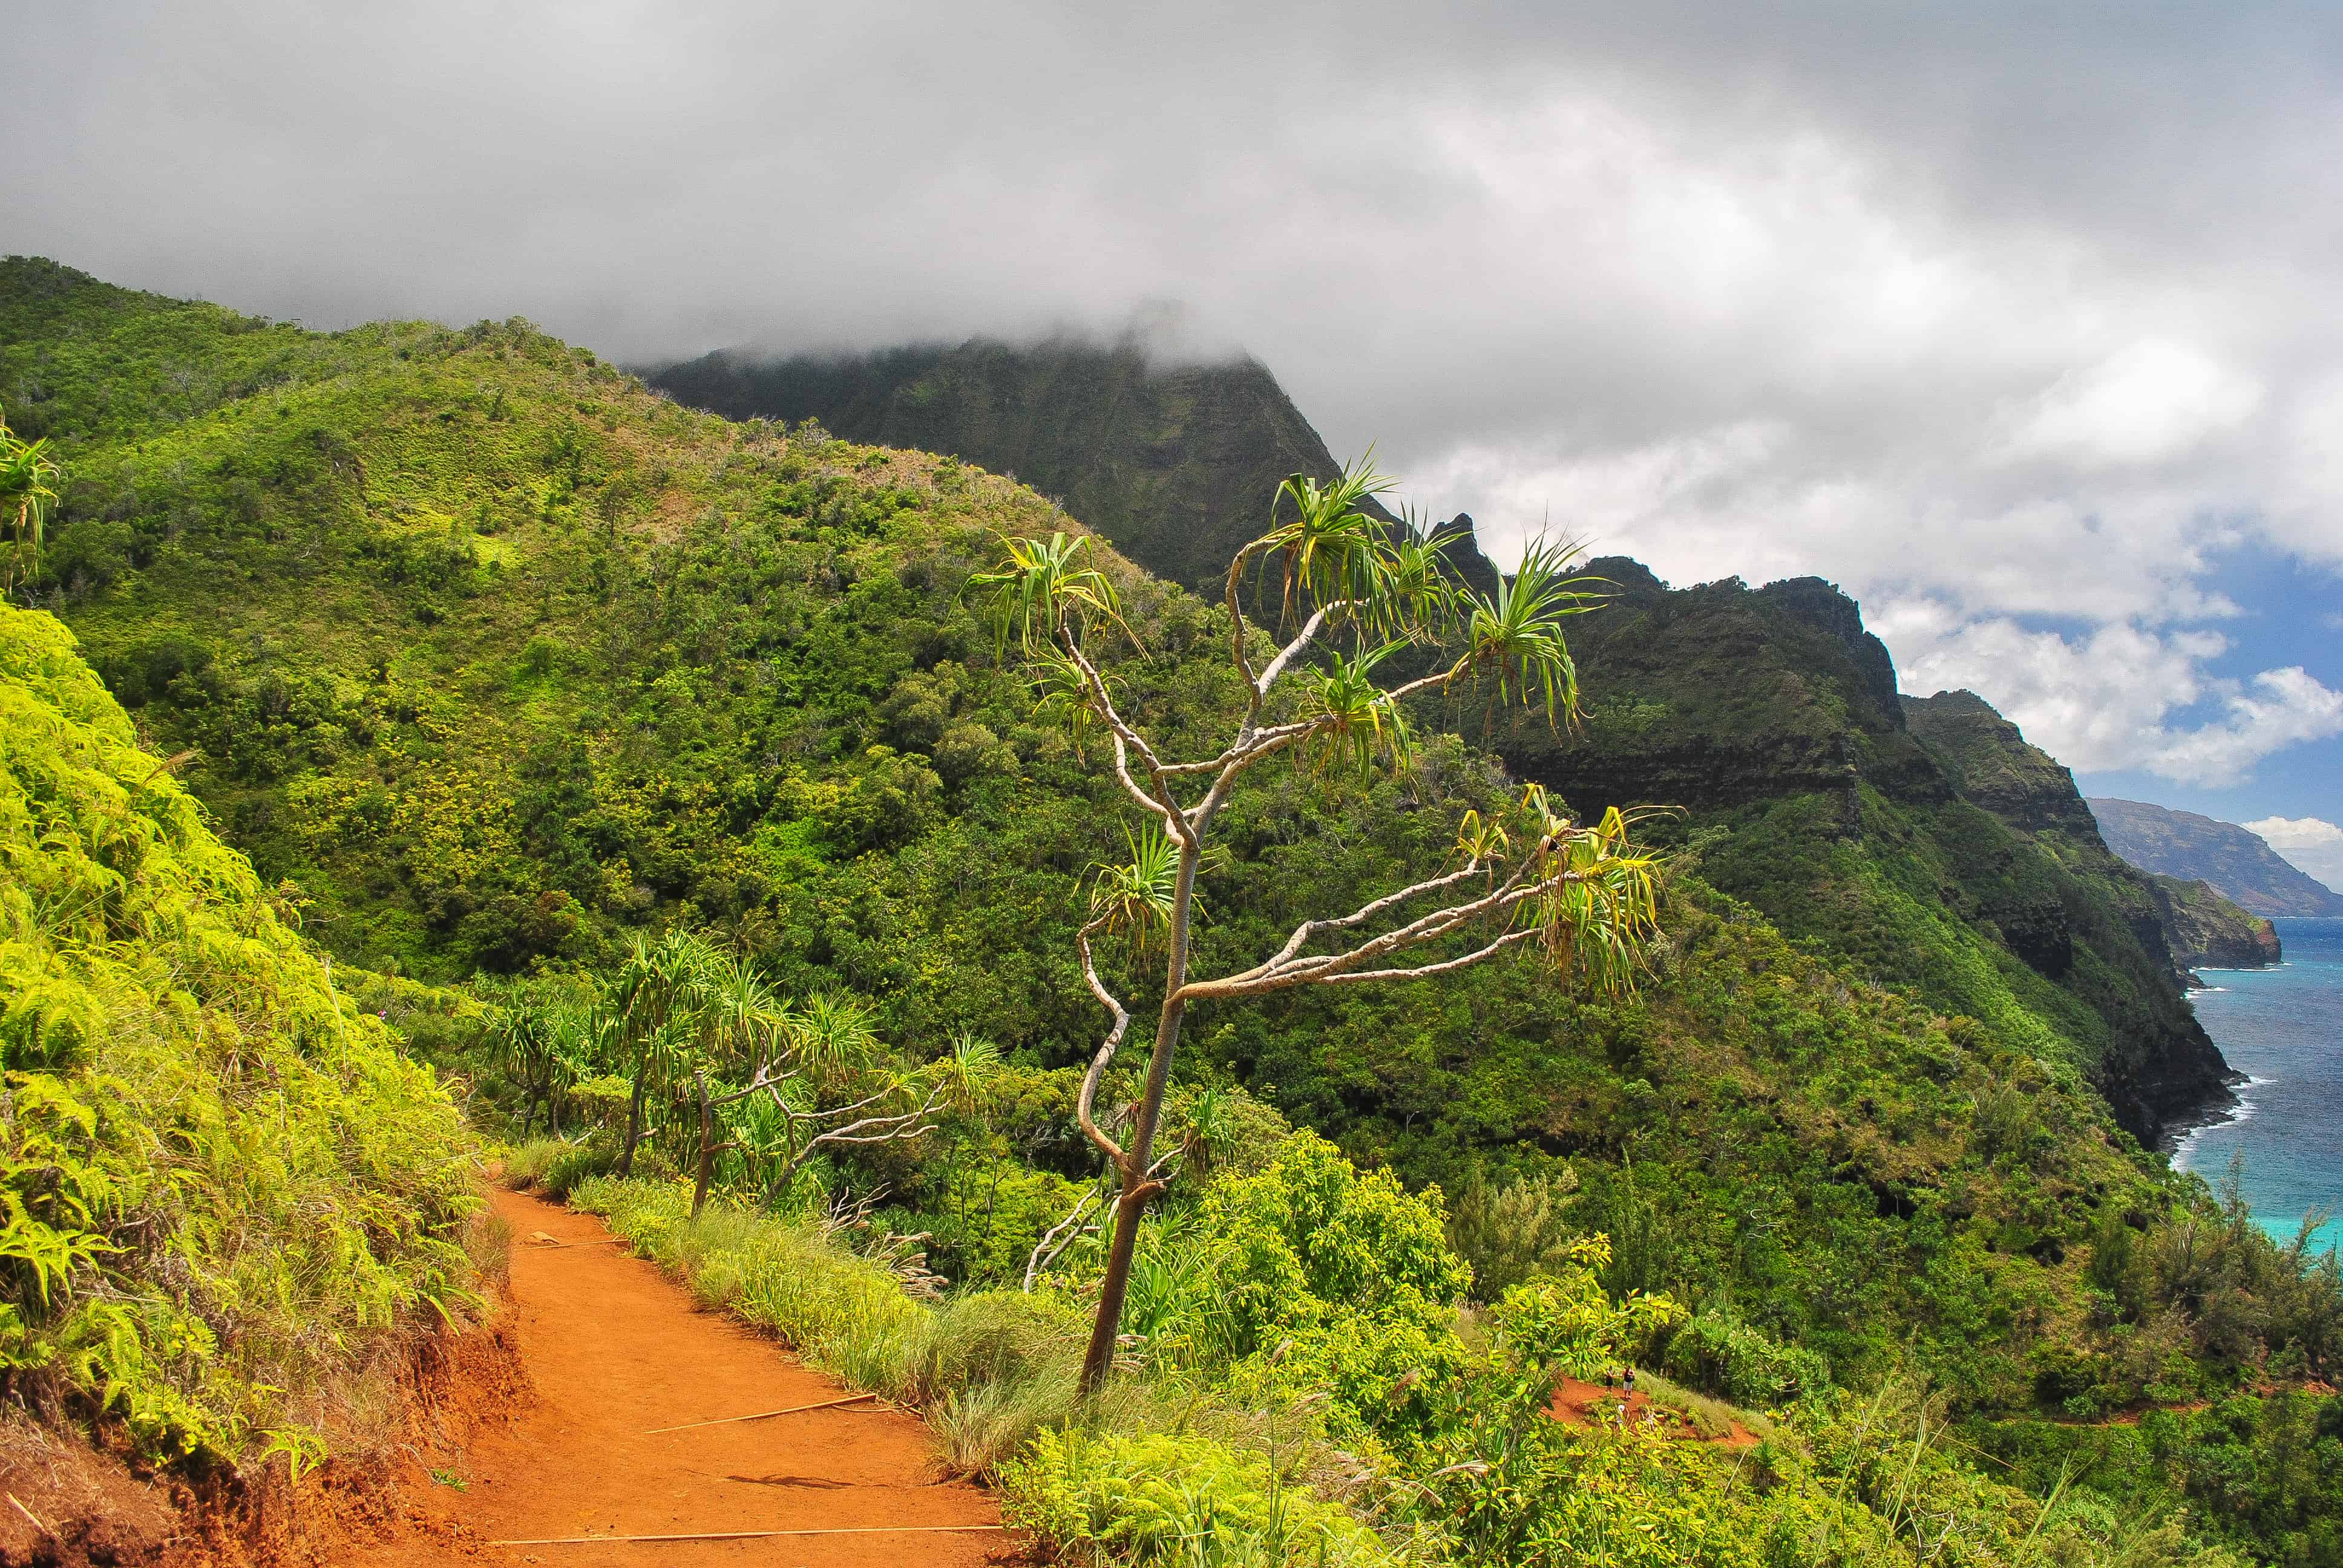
[482,981,561,1138]
[688,985,957,1215]
[972,459,1665,1394]
[1,404,60,599]
[612,928,709,1177]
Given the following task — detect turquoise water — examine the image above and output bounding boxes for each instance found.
[2172,918,2343,1252]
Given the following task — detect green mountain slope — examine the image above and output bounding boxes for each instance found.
[11,262,2340,1561]
[1467,570,2233,1142]
[0,600,476,1463]
[2090,797,2343,917]
[646,334,1501,595]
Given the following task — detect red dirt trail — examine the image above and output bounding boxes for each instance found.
[1547,1377,1758,1449]
[354,1187,1009,1567]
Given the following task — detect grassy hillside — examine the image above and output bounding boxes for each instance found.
[647,333,1502,596]
[10,257,2341,1561]
[0,601,477,1465]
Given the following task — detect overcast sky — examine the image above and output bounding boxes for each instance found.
[5,1,2339,859]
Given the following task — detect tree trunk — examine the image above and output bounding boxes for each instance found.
[1078,841,1200,1395]
[617,1068,647,1177]
[691,1070,716,1218]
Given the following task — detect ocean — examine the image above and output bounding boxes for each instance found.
[2172,916,2343,1252]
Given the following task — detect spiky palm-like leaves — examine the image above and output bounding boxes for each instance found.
[966,530,1124,652]
[612,929,712,1174]
[1450,535,1606,725]
[1252,455,1397,623]
[942,1028,1003,1117]
[790,990,879,1083]
[1089,824,1184,963]
[1300,641,1414,784]
[704,950,793,1076]
[1514,794,1663,997]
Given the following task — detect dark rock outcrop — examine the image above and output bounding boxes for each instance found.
[1451,580,2235,1144]
[2148,875,2284,974]
[649,335,1434,596]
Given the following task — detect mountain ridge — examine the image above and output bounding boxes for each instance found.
[642,327,2246,1146]
[2089,796,2343,916]
[646,333,1505,595]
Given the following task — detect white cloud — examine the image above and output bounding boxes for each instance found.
[2248,815,2343,850]
[1995,339,2263,469]
[2244,815,2343,892]
[5,3,2342,788]
[1892,613,2343,786]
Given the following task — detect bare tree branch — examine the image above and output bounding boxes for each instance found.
[1253,606,1332,697]
[1308,927,1538,986]
[1060,632,1190,838]
[1181,847,1594,1002]
[1074,918,1135,1175]
[1023,1178,1107,1292]
[762,1080,947,1201]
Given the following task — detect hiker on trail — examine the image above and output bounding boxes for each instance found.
[1623,1366,1637,1396]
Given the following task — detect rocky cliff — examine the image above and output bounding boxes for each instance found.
[647,335,1501,596]
[2147,875,2284,975]
[1447,582,2232,1142]
[2089,797,2343,917]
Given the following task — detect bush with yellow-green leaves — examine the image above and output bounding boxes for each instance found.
[0,606,478,1463]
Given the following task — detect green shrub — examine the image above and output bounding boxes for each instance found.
[1660,1307,1829,1409]
[503,1136,618,1197]
[1001,1427,1405,1568]
[1446,1167,1581,1304]
[0,607,477,1462]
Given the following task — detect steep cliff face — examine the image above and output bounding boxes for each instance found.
[647,336,1502,596]
[1478,560,1924,822]
[1447,572,2230,1143]
[2148,876,2284,973]
[1899,691,2236,1132]
[2089,797,2343,917]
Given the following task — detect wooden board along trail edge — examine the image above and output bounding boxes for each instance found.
[490,1524,1010,1545]
[642,1389,882,1434]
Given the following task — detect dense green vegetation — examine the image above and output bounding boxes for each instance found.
[560,1146,2246,1568]
[0,602,479,1465]
[8,256,2343,1562]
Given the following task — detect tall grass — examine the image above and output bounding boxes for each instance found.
[504,1136,617,1198]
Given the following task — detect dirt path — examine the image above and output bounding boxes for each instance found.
[357,1188,1008,1567]
[1547,1377,1758,1449]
